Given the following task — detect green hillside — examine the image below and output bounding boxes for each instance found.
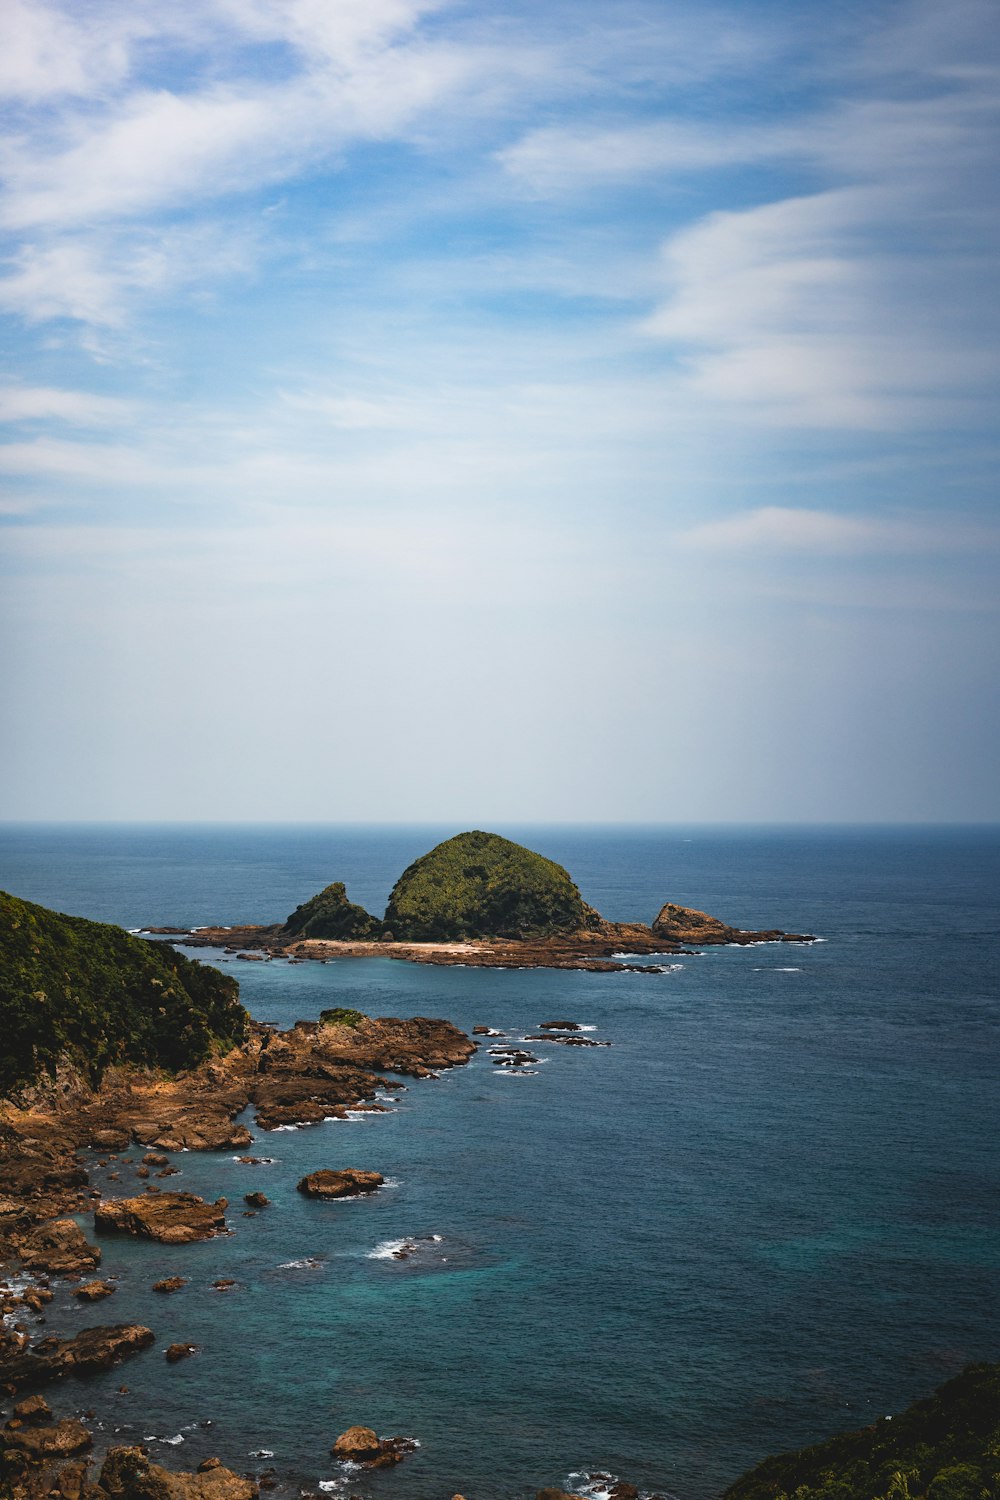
[383,830,596,940]
[725,1363,1000,1500]
[0,890,249,1097]
[281,881,381,940]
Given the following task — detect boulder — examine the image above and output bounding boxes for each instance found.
[165,1343,197,1362]
[98,1445,258,1500]
[18,1219,100,1277]
[12,1395,51,1424]
[244,1192,269,1209]
[153,1277,187,1293]
[297,1170,383,1199]
[330,1428,417,1467]
[95,1192,227,1243]
[539,1020,581,1030]
[331,1426,381,1459]
[74,1280,116,1301]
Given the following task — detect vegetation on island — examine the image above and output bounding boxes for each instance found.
[383,830,598,940]
[0,890,249,1097]
[724,1363,1000,1500]
[319,1007,366,1028]
[281,881,382,941]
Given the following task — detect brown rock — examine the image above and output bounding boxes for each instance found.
[142,1154,169,1167]
[74,1280,116,1302]
[165,1343,197,1362]
[91,1129,131,1150]
[536,1491,586,1500]
[539,1020,581,1030]
[18,1220,101,1277]
[212,1279,236,1291]
[331,1427,381,1459]
[153,1277,187,1293]
[98,1445,258,1500]
[0,1324,154,1388]
[12,1395,51,1424]
[3,1418,93,1459]
[135,1167,150,1179]
[650,902,812,945]
[243,1193,269,1209]
[198,1459,222,1472]
[94,1193,227,1244]
[298,1171,383,1200]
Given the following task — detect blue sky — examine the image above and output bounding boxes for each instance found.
[1,0,997,821]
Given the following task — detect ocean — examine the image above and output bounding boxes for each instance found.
[1,824,998,1500]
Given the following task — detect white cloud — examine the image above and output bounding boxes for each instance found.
[0,384,131,425]
[676,507,1000,557]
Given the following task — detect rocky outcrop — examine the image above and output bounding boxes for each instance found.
[2,1420,92,1460]
[74,1279,115,1301]
[94,1193,227,1244]
[280,883,381,942]
[152,1277,187,1293]
[298,1170,383,1199]
[98,1445,258,1500]
[18,1220,100,1276]
[651,902,813,945]
[0,1324,154,1388]
[330,1427,417,1468]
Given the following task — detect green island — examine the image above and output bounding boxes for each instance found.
[382,829,602,940]
[0,889,248,1096]
[724,1363,1000,1500]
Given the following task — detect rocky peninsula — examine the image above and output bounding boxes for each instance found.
[146,831,813,972]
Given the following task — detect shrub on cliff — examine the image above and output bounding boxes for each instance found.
[281,882,382,941]
[724,1362,1000,1500]
[0,890,249,1098]
[383,830,596,940]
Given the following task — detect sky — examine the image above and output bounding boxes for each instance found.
[1,0,998,823]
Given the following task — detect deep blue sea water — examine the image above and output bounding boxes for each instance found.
[1,825,998,1500]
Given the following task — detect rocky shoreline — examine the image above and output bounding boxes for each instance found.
[143,902,814,976]
[0,1013,476,1500]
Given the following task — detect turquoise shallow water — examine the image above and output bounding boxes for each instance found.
[1,825,998,1500]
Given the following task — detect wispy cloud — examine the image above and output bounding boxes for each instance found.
[676,507,1000,557]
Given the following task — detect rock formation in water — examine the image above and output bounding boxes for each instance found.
[280,882,382,941]
[383,830,602,940]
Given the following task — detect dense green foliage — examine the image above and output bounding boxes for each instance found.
[319,1007,366,1028]
[281,881,382,940]
[383,830,594,940]
[725,1364,1000,1500]
[0,890,249,1097]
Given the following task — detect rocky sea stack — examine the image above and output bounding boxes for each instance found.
[383,830,600,940]
[280,881,382,941]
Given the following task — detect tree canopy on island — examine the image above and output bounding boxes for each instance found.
[724,1363,1000,1500]
[0,890,249,1097]
[383,830,599,940]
